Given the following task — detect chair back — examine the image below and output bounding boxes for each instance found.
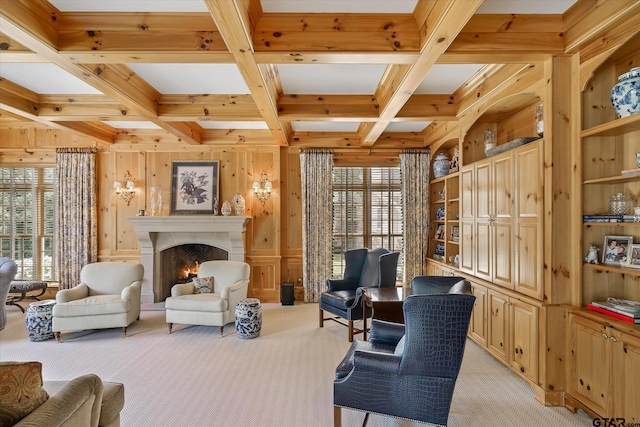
[399,293,475,378]
[410,275,471,295]
[0,257,18,330]
[357,248,399,288]
[81,262,144,295]
[197,261,250,293]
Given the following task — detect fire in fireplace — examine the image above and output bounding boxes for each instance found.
[159,244,228,300]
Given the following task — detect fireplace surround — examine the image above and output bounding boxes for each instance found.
[128,216,250,303]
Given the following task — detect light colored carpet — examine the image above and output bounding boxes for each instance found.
[1,302,592,427]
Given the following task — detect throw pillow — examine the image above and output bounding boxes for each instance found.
[193,276,214,294]
[0,361,49,426]
[394,336,406,357]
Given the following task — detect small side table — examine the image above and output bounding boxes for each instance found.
[235,298,262,339]
[26,300,56,342]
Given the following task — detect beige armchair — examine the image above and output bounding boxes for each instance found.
[165,260,250,336]
[52,262,144,341]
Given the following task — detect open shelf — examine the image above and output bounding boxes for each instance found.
[584,262,640,277]
[581,113,640,138]
[584,175,640,185]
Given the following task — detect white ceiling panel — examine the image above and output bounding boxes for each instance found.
[292,122,360,132]
[278,64,387,95]
[476,0,579,14]
[385,121,431,132]
[198,121,269,129]
[261,0,418,13]
[103,121,161,129]
[0,63,103,94]
[127,64,250,94]
[48,0,207,12]
[415,64,485,94]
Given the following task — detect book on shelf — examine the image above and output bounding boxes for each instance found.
[582,215,624,223]
[620,168,640,176]
[587,304,640,323]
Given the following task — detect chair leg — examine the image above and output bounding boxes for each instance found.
[333,406,341,427]
[348,321,354,342]
[54,332,61,342]
[319,308,324,327]
[362,412,369,427]
[219,326,224,337]
[122,327,127,337]
[168,323,173,334]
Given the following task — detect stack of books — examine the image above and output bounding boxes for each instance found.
[582,214,636,223]
[620,168,640,176]
[587,298,640,323]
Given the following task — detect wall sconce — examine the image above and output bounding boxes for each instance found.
[113,171,136,206]
[252,172,272,205]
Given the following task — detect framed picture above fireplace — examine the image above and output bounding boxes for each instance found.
[170,161,220,215]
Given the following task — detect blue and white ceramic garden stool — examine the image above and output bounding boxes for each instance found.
[26,300,56,342]
[235,298,262,339]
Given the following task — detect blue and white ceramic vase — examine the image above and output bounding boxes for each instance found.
[611,67,640,118]
[235,298,262,339]
[433,153,450,179]
[26,300,56,342]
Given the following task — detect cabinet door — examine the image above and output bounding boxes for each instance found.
[510,299,539,383]
[460,165,474,221]
[492,153,514,288]
[475,159,491,220]
[569,315,611,416]
[460,220,474,274]
[514,142,543,299]
[426,260,441,276]
[469,282,488,347]
[475,220,492,281]
[612,331,640,422]
[488,290,509,362]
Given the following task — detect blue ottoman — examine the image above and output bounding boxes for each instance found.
[235,298,262,339]
[26,300,56,342]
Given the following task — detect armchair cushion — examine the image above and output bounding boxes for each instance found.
[1,257,19,331]
[0,362,49,426]
[165,293,228,312]
[53,296,130,317]
[193,276,214,294]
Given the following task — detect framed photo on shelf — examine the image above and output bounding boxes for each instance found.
[170,161,220,215]
[626,244,640,269]
[434,224,445,240]
[602,235,633,264]
[451,225,460,242]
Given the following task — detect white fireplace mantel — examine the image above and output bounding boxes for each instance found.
[128,215,250,303]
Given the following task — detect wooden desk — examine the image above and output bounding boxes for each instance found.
[362,287,411,340]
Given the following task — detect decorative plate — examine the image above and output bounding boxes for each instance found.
[436,206,445,220]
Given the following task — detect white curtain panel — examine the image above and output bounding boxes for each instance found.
[400,149,430,285]
[300,149,334,302]
[55,148,98,289]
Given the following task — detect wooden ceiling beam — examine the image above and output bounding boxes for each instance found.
[0,3,203,145]
[563,0,640,54]
[359,0,483,146]
[0,80,115,144]
[204,0,289,146]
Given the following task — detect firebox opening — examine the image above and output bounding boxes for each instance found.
[159,244,228,301]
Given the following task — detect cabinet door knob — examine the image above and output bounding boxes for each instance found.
[610,337,619,342]
[602,333,609,339]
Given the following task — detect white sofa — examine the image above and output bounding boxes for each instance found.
[52,262,144,341]
[165,260,250,336]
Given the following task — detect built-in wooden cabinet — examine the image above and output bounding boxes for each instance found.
[469,278,540,384]
[461,141,542,295]
[568,311,640,421]
[566,34,640,420]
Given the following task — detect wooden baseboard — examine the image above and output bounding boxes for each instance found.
[564,394,602,419]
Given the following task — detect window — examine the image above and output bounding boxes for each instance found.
[332,167,403,281]
[0,167,58,281]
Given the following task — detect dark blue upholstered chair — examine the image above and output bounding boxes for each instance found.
[411,275,471,295]
[319,248,400,342]
[333,292,475,426]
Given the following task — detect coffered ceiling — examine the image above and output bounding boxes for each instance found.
[0,0,634,148]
